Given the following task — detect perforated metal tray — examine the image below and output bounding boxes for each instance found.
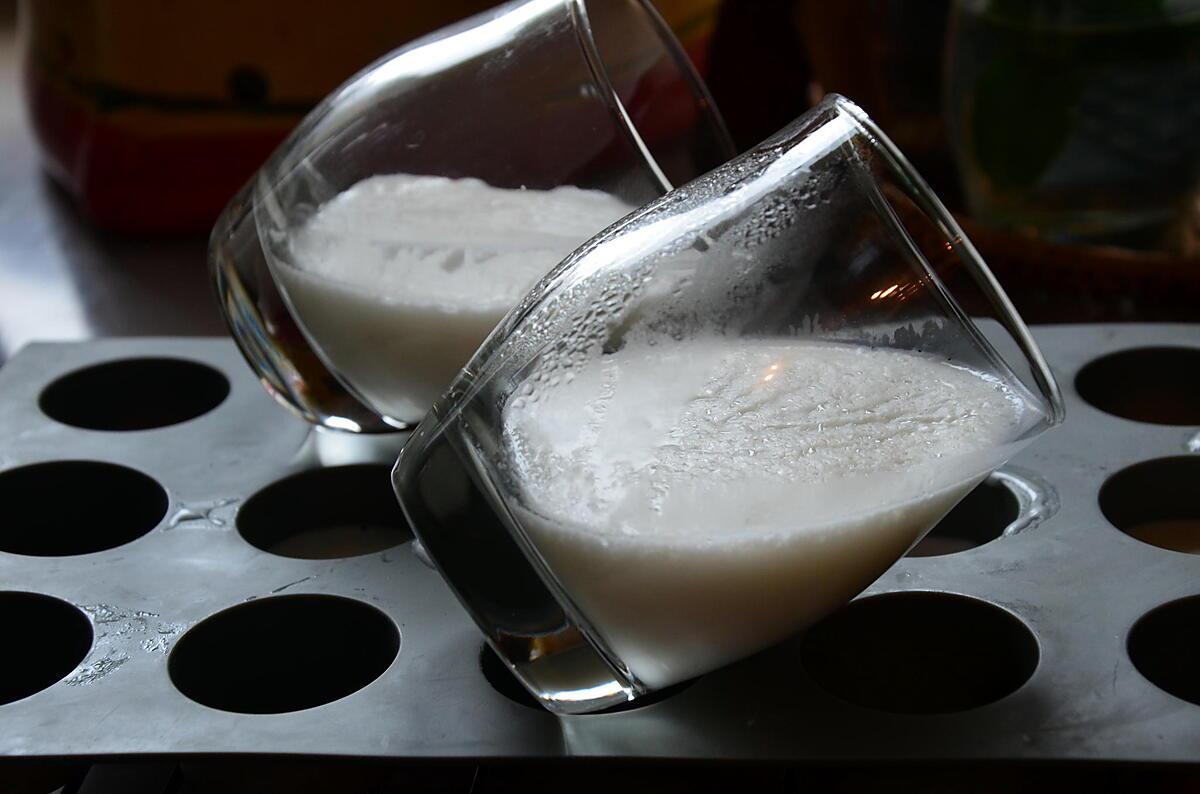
[0,326,1198,763]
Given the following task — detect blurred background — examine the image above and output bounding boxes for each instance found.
[2,0,1199,369]
[1,2,1199,792]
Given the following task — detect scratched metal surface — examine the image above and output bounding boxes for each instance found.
[0,327,1197,762]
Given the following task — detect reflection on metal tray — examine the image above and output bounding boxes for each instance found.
[0,326,1198,763]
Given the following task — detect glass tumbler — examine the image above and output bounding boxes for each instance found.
[209,0,734,433]
[392,94,1064,714]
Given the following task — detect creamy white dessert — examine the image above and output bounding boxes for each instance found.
[503,337,1038,687]
[278,174,635,422]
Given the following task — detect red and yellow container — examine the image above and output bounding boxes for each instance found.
[21,0,720,234]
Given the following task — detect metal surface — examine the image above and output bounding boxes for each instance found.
[0,326,1198,762]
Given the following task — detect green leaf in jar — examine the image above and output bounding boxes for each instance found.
[967,50,1083,192]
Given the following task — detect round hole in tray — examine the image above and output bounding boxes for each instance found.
[800,592,1038,714]
[1075,347,1200,425]
[238,464,412,560]
[1128,595,1200,706]
[1100,457,1200,554]
[168,594,399,714]
[0,592,93,706]
[907,476,1021,558]
[479,644,691,714]
[0,461,167,556]
[40,357,230,431]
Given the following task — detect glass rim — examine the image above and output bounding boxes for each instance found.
[827,93,1066,427]
[409,93,1066,450]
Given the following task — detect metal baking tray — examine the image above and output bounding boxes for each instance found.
[0,326,1197,763]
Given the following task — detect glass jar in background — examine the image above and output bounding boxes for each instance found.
[20,0,722,234]
[20,1,510,233]
[946,0,1200,253]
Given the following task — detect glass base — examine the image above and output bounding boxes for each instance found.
[210,184,394,434]
[505,634,636,715]
[394,421,640,715]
